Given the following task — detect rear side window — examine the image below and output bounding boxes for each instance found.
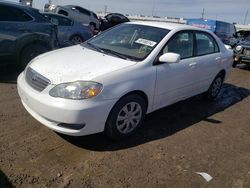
[229,24,236,35]
[0,5,33,22]
[58,17,72,26]
[58,9,68,17]
[195,32,219,56]
[75,7,91,16]
[216,21,229,34]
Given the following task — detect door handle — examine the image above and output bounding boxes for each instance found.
[215,57,221,61]
[189,62,197,67]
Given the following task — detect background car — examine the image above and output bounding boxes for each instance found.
[100,13,130,31]
[0,1,57,68]
[235,30,250,44]
[48,4,100,30]
[42,13,93,47]
[233,36,250,66]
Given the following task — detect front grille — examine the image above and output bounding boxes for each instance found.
[25,67,50,92]
[243,48,250,56]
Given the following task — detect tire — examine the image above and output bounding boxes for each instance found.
[70,35,84,45]
[204,74,224,100]
[105,94,147,140]
[89,22,96,30]
[232,61,238,68]
[20,44,48,69]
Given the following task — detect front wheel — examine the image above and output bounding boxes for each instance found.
[70,35,84,45]
[204,74,224,100]
[105,94,147,140]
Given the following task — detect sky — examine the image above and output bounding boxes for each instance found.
[7,0,250,24]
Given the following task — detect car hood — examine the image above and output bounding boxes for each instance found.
[29,45,136,84]
[238,40,250,46]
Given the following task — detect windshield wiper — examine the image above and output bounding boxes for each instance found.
[99,48,134,60]
[85,42,102,52]
[85,44,139,61]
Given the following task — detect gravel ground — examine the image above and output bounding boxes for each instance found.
[0,64,250,188]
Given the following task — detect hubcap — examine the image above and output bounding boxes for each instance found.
[71,36,83,44]
[211,77,222,96]
[116,102,142,134]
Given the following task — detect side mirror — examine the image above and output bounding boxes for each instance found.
[158,53,181,64]
[224,44,232,50]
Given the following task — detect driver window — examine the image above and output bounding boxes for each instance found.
[163,32,194,59]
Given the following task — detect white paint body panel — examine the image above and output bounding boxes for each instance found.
[17,22,233,136]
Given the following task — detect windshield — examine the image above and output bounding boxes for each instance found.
[84,24,169,61]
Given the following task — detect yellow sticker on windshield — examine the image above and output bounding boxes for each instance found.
[135,38,157,47]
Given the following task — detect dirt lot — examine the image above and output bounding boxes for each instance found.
[0,64,250,188]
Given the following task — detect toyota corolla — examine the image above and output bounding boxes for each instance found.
[17,22,233,139]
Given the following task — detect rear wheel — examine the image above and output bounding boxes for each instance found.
[89,22,96,30]
[105,94,147,140]
[232,61,238,68]
[204,74,224,100]
[20,43,48,69]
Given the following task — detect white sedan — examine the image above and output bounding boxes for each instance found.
[17,22,233,139]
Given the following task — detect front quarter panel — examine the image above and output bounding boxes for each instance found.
[94,62,157,113]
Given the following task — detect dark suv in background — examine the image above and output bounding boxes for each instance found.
[100,13,130,31]
[0,1,58,68]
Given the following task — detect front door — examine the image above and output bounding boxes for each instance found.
[154,31,197,109]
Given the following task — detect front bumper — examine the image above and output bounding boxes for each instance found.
[234,55,250,63]
[17,72,117,136]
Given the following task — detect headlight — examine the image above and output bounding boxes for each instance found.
[49,81,103,99]
[235,45,242,51]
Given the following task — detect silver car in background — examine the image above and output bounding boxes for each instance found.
[48,5,100,30]
[42,13,93,47]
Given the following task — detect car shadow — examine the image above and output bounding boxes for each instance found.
[59,83,250,151]
[0,170,13,188]
[236,63,250,71]
[0,65,22,84]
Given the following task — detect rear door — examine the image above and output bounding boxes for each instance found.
[45,14,72,46]
[193,31,221,92]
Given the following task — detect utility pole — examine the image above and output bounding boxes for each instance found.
[243,10,248,25]
[104,5,107,15]
[201,8,205,19]
[152,0,156,16]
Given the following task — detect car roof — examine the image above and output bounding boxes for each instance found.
[127,21,207,31]
[0,1,34,10]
